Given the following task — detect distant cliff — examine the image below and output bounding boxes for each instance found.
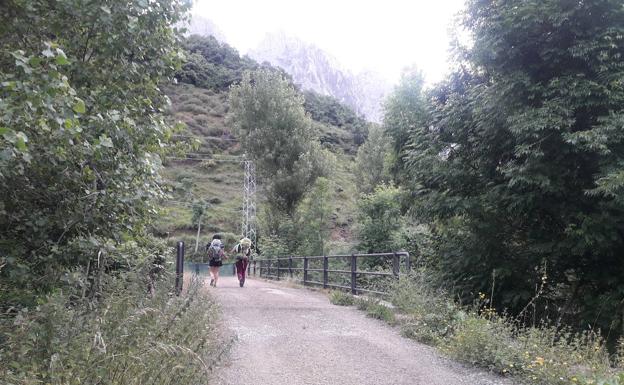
[249,32,391,122]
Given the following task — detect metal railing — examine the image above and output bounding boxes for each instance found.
[249,252,410,295]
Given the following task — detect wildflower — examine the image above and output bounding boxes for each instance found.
[534,356,545,366]
[571,377,578,382]
[478,292,486,299]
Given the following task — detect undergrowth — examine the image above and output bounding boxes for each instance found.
[329,290,355,306]
[388,270,624,385]
[0,274,226,385]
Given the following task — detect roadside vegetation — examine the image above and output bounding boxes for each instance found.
[3,0,624,383]
[0,1,226,383]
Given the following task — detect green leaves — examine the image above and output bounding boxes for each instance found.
[400,0,624,335]
[72,98,86,114]
[0,0,189,307]
[229,69,329,215]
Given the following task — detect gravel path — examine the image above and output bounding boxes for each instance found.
[211,276,514,385]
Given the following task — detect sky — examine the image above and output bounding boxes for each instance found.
[192,0,467,85]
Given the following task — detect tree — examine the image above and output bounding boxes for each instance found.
[228,69,330,216]
[295,178,333,256]
[406,0,624,333]
[354,124,392,193]
[303,90,370,146]
[357,185,405,254]
[383,67,428,177]
[192,200,207,253]
[0,0,188,307]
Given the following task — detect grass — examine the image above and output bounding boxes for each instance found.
[0,272,228,385]
[386,270,624,385]
[329,290,355,306]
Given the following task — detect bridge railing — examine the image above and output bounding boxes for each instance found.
[249,252,410,295]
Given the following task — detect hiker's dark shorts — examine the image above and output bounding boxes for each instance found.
[208,259,223,267]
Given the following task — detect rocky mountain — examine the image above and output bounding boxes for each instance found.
[249,32,391,122]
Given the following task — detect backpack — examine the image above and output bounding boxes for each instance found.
[207,240,223,262]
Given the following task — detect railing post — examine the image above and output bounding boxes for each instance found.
[175,241,185,295]
[276,258,280,280]
[392,252,400,278]
[323,256,329,289]
[253,259,256,276]
[350,254,357,295]
[303,256,309,286]
[289,256,293,278]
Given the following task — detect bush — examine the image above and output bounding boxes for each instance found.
[391,272,460,345]
[0,274,226,385]
[329,291,355,306]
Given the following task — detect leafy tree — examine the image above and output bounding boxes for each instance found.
[176,34,290,91]
[228,69,331,216]
[355,124,392,193]
[357,185,406,254]
[295,177,333,256]
[383,67,428,177]
[0,0,188,307]
[303,90,370,146]
[406,0,624,333]
[192,200,207,253]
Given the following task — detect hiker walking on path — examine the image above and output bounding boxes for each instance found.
[208,234,227,287]
[232,237,252,287]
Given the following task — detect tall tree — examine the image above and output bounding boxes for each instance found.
[354,124,392,193]
[406,0,624,333]
[0,0,188,306]
[295,177,333,256]
[228,69,330,216]
[383,67,428,177]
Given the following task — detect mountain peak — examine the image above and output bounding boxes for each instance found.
[249,33,390,122]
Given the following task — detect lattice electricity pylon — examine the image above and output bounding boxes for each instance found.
[242,158,257,251]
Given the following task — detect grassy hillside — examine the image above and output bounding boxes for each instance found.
[158,85,363,254]
[156,35,368,255]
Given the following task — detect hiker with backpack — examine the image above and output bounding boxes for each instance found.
[232,237,252,287]
[207,234,227,287]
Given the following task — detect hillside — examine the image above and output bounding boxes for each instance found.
[156,35,369,255]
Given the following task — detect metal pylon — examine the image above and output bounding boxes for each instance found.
[242,158,257,249]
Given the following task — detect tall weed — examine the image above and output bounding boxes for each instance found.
[389,272,624,385]
[0,274,226,385]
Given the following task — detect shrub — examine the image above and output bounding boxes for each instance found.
[391,273,460,345]
[329,291,355,306]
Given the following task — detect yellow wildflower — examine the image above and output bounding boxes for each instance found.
[534,356,545,366]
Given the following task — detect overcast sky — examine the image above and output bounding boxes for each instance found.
[192,0,467,85]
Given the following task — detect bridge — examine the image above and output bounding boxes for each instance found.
[210,276,512,385]
[174,244,513,385]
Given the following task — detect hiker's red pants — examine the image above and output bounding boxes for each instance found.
[235,257,249,281]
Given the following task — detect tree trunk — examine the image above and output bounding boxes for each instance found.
[195,218,201,253]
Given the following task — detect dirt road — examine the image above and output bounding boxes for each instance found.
[211,276,512,385]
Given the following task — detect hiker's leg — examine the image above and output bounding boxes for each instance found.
[209,266,217,286]
[240,259,248,281]
[213,267,220,286]
[235,260,244,281]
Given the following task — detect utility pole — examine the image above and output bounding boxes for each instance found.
[242,157,257,250]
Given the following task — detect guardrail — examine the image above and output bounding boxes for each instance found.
[249,252,410,295]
